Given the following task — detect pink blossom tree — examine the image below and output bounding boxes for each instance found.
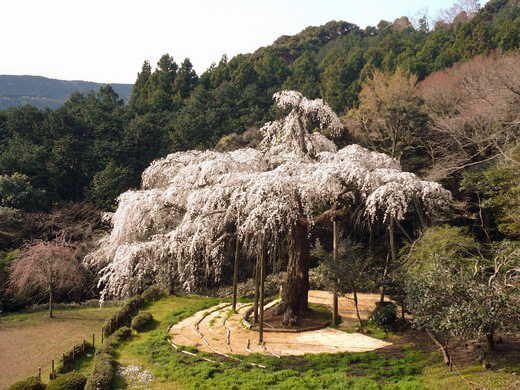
[9,241,88,317]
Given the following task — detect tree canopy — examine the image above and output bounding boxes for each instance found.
[87,91,450,325]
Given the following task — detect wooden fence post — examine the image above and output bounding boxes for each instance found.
[259,250,265,343]
[332,216,339,326]
[50,360,56,380]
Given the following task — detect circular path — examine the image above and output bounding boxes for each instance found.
[169,291,392,357]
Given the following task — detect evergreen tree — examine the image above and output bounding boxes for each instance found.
[174,58,198,100]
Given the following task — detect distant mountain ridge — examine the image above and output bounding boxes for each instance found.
[0,75,133,110]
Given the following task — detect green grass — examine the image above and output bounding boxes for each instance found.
[58,294,520,390]
[107,295,426,389]
[113,295,222,388]
[420,352,520,390]
[346,320,390,340]
[60,349,97,377]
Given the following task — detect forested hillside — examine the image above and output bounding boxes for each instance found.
[1,0,520,318]
[0,75,133,110]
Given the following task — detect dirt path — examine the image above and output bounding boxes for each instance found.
[169,291,391,356]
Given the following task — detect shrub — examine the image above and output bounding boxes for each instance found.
[96,326,132,356]
[141,285,166,302]
[85,352,114,390]
[103,295,143,336]
[46,371,86,390]
[87,327,132,389]
[112,326,132,341]
[370,301,397,327]
[131,312,154,332]
[8,376,45,390]
[95,340,113,357]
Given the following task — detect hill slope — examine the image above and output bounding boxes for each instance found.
[0,75,133,109]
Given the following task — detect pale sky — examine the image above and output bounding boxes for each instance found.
[1,0,489,84]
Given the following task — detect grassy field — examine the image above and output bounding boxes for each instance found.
[0,304,120,388]
[111,295,520,389]
[3,295,520,389]
[112,295,425,389]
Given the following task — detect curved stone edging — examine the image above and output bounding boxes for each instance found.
[169,291,393,357]
[249,322,331,333]
[243,299,331,333]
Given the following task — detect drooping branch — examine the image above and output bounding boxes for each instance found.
[87,91,451,310]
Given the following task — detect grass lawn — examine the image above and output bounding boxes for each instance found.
[5,295,519,389]
[420,352,520,389]
[113,295,427,389]
[111,294,520,389]
[0,304,120,388]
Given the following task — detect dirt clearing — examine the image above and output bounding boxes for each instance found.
[0,306,117,389]
[169,291,392,357]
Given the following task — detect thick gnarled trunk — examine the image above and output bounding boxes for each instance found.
[275,220,310,326]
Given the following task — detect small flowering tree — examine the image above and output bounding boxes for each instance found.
[86,91,451,325]
[10,241,87,317]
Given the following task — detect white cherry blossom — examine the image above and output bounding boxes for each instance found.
[86,91,451,301]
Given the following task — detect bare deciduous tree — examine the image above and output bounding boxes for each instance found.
[433,0,480,27]
[345,68,428,161]
[418,52,520,181]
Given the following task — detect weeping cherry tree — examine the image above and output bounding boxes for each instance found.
[86,91,451,326]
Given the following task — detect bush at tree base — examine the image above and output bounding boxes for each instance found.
[140,285,166,301]
[131,312,154,332]
[7,376,45,390]
[370,301,397,327]
[46,371,86,390]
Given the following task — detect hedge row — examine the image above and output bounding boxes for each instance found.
[46,371,87,390]
[8,372,86,390]
[8,376,45,390]
[102,285,165,337]
[85,327,132,390]
[86,286,166,389]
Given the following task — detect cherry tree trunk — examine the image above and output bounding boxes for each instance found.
[49,288,54,318]
[275,220,310,326]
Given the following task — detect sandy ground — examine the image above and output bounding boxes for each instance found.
[169,291,392,357]
[0,309,111,389]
